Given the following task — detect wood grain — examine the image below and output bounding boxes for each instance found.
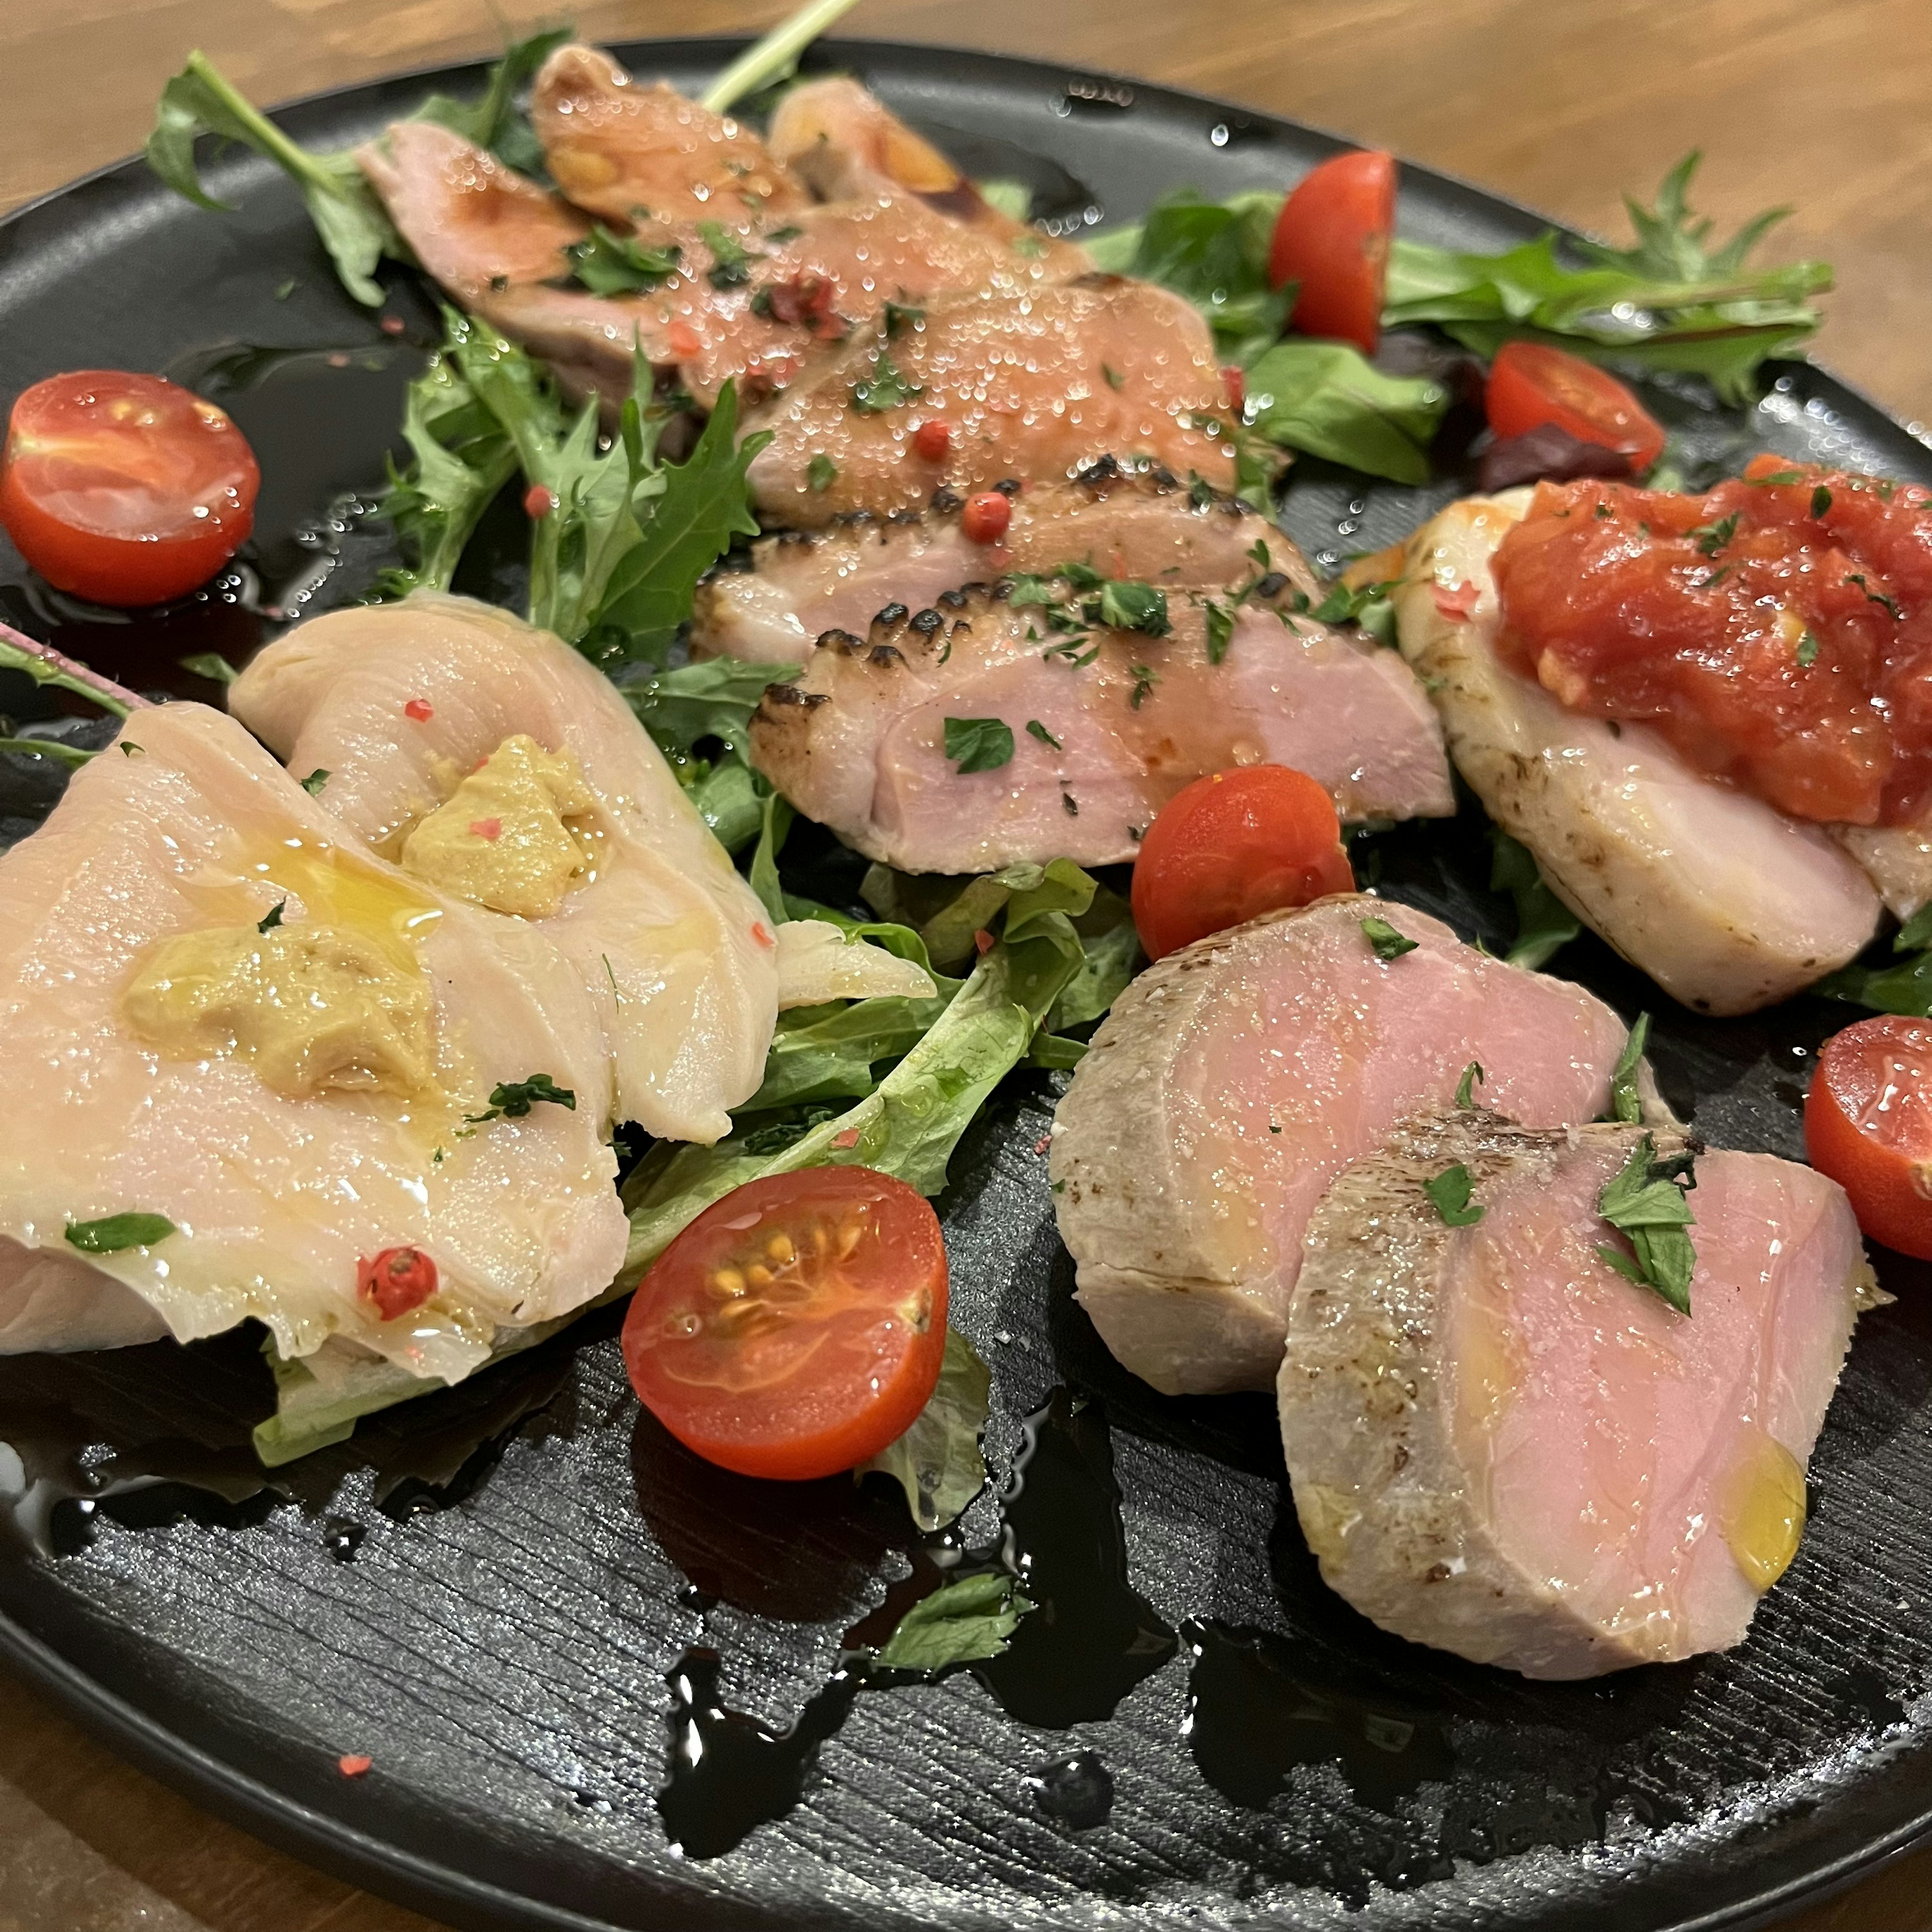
[2,3,1930,1927]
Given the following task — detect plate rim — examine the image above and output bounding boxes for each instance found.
[2,33,1930,1932]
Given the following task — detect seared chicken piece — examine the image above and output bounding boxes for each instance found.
[695,464,1306,666]
[531,43,811,240]
[230,594,778,1145]
[749,586,1451,874]
[1281,1109,1865,1677]
[745,283,1239,524]
[0,704,625,1381]
[1050,896,1627,1395]
[1398,494,1880,1015]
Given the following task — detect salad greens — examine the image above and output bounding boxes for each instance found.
[1817,903,1932,1018]
[870,1570,1032,1671]
[855,1328,992,1531]
[1243,340,1447,488]
[1488,829,1581,971]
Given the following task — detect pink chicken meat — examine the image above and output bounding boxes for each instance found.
[1049,896,1629,1394]
[1280,1109,1867,1676]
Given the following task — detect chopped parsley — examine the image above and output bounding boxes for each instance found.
[807,453,838,493]
[1095,580,1171,637]
[257,902,286,934]
[1595,1134,1697,1314]
[1606,1013,1651,1124]
[1025,718,1062,750]
[697,220,756,289]
[65,1212,177,1253]
[300,768,330,794]
[464,1073,577,1125]
[1128,664,1158,709]
[565,226,681,295]
[883,299,926,338]
[1797,629,1820,666]
[1455,1061,1484,1109]
[1847,573,1904,620]
[1204,598,1235,666]
[1423,1163,1485,1228]
[943,716,1015,773]
[850,350,924,413]
[1811,484,1833,518]
[872,1571,1033,1672]
[1691,513,1738,557]
[1360,915,1417,961]
[1101,362,1124,390]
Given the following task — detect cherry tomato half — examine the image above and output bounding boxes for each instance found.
[1131,765,1356,961]
[1484,343,1666,474]
[1266,149,1396,354]
[622,1166,948,1481]
[0,372,260,607]
[1806,1015,1932,1260]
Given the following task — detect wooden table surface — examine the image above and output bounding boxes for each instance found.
[2,3,1930,1928]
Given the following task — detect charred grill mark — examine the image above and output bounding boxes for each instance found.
[874,602,910,627]
[1075,456,1121,489]
[930,487,963,515]
[909,609,944,638]
[760,680,830,708]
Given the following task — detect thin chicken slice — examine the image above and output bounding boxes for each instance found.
[695,464,1303,665]
[745,283,1239,524]
[1050,896,1629,1395]
[229,594,778,1145]
[0,703,624,1380]
[1398,494,1880,1015]
[748,582,1451,874]
[1281,1109,1866,1677]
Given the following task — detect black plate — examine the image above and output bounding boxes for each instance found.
[5,36,1932,1932]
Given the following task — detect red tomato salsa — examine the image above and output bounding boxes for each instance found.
[1491,455,1932,826]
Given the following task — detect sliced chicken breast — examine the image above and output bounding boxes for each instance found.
[694,465,1306,666]
[229,594,778,1145]
[1398,494,1881,1015]
[0,703,625,1381]
[1280,1109,1866,1678]
[748,586,1451,873]
[745,282,1238,524]
[1049,895,1627,1395]
[0,1239,167,1352]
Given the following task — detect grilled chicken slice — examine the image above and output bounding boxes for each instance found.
[532,43,811,239]
[1280,1109,1866,1678]
[745,282,1238,524]
[767,75,1091,274]
[1049,895,1628,1395]
[0,703,625,1380]
[1398,494,1880,1015]
[748,586,1451,873]
[230,594,778,1145]
[695,465,1306,665]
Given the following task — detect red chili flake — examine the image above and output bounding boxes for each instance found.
[1431,580,1480,621]
[403,697,434,722]
[1222,364,1245,417]
[523,484,557,519]
[831,1127,863,1150]
[379,315,406,337]
[469,818,502,842]
[338,1754,373,1778]
[1033,1134,1052,1156]
[960,493,1012,544]
[357,1246,438,1322]
[666,319,702,358]
[974,927,996,955]
[751,921,776,949]
[912,418,953,462]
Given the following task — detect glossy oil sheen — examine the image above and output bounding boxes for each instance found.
[2,35,1932,1932]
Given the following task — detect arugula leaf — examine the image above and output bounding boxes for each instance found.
[377,311,519,597]
[1423,1163,1485,1227]
[1244,341,1448,487]
[146,50,401,306]
[411,27,574,175]
[851,350,924,414]
[564,227,683,295]
[1095,189,1291,366]
[944,716,1016,773]
[465,1073,576,1124]
[1488,828,1581,971]
[1383,153,1831,404]
[1607,1013,1652,1124]
[871,1571,1033,1672]
[1595,1134,1697,1315]
[856,1328,991,1531]
[621,658,795,763]
[1361,914,1417,961]
[65,1212,177,1254]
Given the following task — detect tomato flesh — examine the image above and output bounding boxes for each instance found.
[0,372,260,607]
[1266,149,1396,354]
[1807,1016,1932,1260]
[1131,764,1355,960]
[1493,457,1932,826]
[1484,343,1666,473]
[622,1167,947,1481]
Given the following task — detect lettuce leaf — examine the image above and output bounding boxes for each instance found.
[855,1327,991,1531]
[1243,340,1448,486]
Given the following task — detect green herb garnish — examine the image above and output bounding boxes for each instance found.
[1595,1134,1697,1314]
[300,769,330,794]
[257,902,286,934]
[851,350,924,414]
[65,1212,177,1254]
[1811,484,1833,517]
[179,653,236,685]
[807,453,838,493]
[697,220,756,289]
[1025,719,1062,750]
[872,1571,1033,1672]
[1455,1061,1484,1109]
[465,1073,577,1125]
[1204,598,1235,666]
[1797,629,1820,666]
[1361,915,1417,961]
[1692,513,1738,557]
[943,716,1016,773]
[1128,664,1158,710]
[566,227,682,295]
[883,299,925,338]
[1606,1013,1651,1124]
[1423,1163,1485,1228]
